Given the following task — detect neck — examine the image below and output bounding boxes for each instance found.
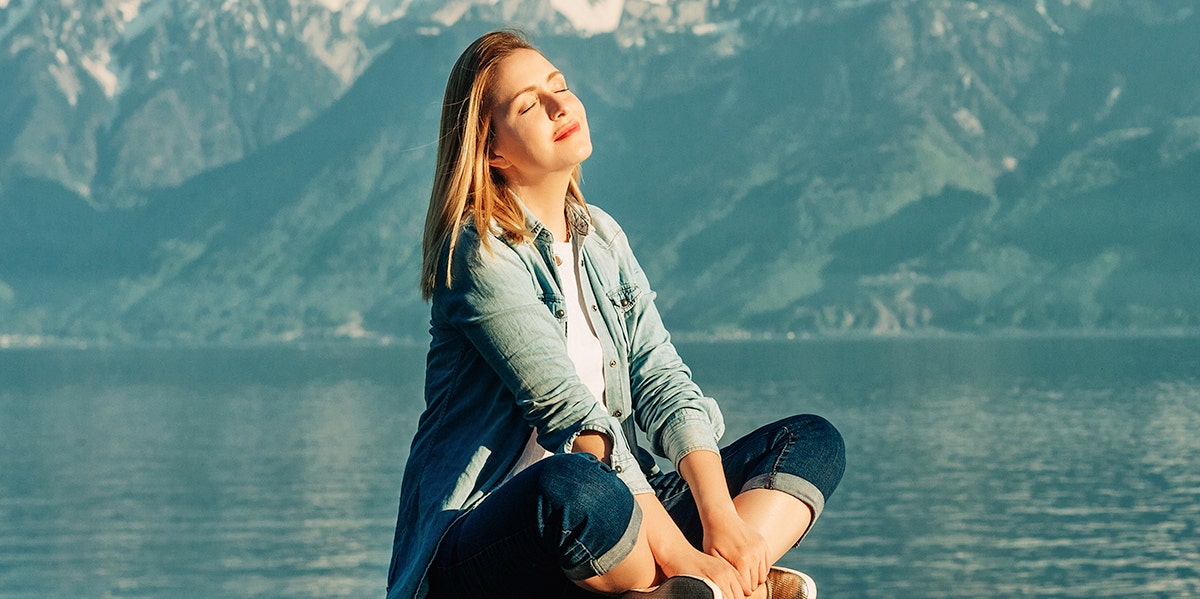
[509,173,572,242]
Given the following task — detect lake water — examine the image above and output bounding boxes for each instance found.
[2,337,1198,598]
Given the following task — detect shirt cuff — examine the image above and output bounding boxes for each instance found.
[658,407,722,469]
[567,422,653,495]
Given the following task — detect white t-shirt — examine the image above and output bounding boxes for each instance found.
[553,239,607,405]
[506,239,607,478]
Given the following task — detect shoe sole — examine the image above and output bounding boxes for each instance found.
[622,575,719,599]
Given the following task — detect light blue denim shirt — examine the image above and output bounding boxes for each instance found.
[386,203,725,599]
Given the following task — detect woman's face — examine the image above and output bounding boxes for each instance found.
[487,49,592,185]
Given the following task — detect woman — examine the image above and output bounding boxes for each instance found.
[386,30,845,599]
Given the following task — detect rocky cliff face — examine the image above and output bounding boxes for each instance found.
[1,0,1197,346]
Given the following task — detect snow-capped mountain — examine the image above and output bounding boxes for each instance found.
[2,0,1198,346]
[1,0,396,205]
[0,0,754,205]
[0,0,976,206]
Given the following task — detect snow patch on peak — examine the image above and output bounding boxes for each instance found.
[551,0,624,35]
[122,0,170,41]
[313,0,349,10]
[1035,0,1065,35]
[300,14,367,85]
[430,0,474,28]
[49,60,82,106]
[81,48,121,97]
[311,0,371,17]
[116,0,142,22]
[1,0,35,45]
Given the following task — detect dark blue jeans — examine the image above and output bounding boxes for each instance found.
[428,414,845,599]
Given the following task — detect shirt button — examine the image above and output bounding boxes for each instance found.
[612,410,622,418]
[591,305,598,311]
[614,465,623,473]
[609,360,617,368]
[555,309,565,318]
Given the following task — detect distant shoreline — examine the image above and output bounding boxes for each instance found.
[4,327,1200,352]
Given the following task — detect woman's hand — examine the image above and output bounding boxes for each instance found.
[635,493,745,599]
[677,450,769,596]
[703,512,770,596]
[657,545,745,599]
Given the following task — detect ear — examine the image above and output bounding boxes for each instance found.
[487,146,512,170]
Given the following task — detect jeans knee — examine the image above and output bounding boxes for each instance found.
[777,413,846,497]
[803,414,846,469]
[526,453,638,573]
[531,453,631,516]
[800,413,844,452]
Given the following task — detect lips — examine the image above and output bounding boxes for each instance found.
[554,122,581,141]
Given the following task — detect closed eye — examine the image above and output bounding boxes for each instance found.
[552,74,570,94]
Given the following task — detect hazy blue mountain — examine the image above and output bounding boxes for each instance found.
[1,0,1197,346]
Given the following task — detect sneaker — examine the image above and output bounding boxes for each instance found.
[622,575,720,599]
[765,566,816,599]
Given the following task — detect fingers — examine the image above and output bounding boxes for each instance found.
[742,533,767,590]
[704,519,773,597]
[711,549,747,596]
[707,554,745,599]
[737,563,754,596]
[717,550,764,597]
[715,541,770,597]
[752,536,768,590]
[713,559,738,599]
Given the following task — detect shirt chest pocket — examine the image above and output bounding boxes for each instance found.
[605,283,642,314]
[539,294,568,334]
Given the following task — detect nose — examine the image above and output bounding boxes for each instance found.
[547,94,568,120]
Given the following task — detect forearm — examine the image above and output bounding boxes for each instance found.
[633,491,749,599]
[678,449,738,526]
[679,449,773,596]
[634,492,695,571]
[571,430,613,464]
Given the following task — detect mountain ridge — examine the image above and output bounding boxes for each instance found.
[1,1,1197,346]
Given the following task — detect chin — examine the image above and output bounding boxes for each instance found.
[573,139,594,162]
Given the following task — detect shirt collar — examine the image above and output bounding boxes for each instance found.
[565,200,592,240]
[510,192,592,242]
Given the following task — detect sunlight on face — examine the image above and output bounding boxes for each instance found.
[488,49,592,185]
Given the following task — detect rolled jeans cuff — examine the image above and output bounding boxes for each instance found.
[741,472,826,544]
[563,496,643,580]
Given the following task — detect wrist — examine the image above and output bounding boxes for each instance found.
[697,497,739,526]
[677,449,739,525]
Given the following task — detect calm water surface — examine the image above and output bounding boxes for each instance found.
[2,337,1198,598]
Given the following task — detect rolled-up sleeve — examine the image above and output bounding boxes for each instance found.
[565,423,652,494]
[654,407,722,467]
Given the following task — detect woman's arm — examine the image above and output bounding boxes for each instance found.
[570,431,611,461]
[572,433,756,599]
[678,450,769,596]
[594,213,765,594]
[595,219,724,466]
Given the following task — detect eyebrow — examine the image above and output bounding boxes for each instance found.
[505,70,565,106]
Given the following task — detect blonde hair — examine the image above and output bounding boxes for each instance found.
[420,30,586,300]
